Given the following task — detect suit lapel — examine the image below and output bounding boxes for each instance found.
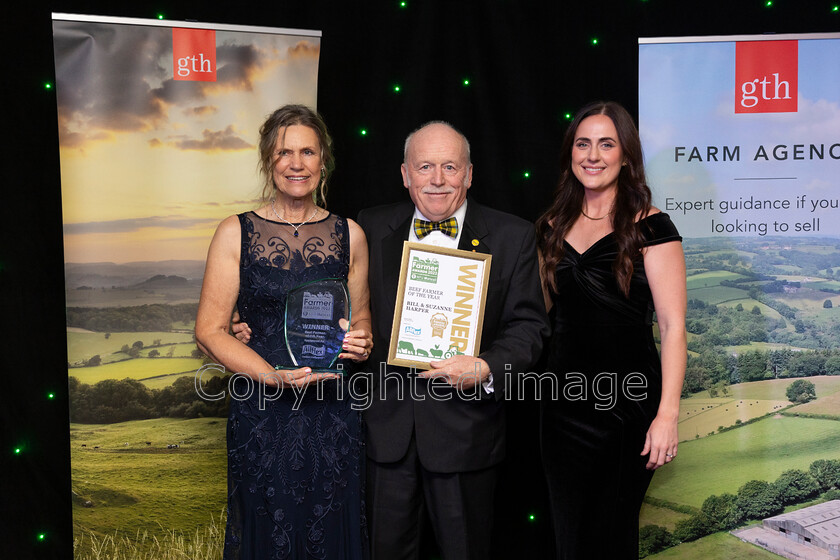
[383,209,413,309]
[458,200,491,254]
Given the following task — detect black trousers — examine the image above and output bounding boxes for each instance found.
[366,434,498,560]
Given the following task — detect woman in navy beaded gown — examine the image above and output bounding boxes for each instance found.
[536,102,687,559]
[196,105,372,559]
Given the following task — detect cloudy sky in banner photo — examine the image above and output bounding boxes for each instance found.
[54,20,320,263]
[639,37,840,238]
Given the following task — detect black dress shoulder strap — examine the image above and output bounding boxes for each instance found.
[640,212,682,247]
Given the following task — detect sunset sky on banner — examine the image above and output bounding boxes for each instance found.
[54,20,320,263]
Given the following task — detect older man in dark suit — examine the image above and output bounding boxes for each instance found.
[358,121,549,560]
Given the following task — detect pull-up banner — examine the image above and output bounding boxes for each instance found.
[639,33,840,559]
[52,13,320,557]
[640,33,840,238]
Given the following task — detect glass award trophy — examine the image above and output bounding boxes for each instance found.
[282,278,351,373]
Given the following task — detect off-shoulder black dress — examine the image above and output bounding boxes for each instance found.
[540,212,682,559]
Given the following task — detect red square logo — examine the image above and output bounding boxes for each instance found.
[172,28,216,82]
[735,40,797,113]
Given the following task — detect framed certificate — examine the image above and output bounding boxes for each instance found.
[388,242,492,369]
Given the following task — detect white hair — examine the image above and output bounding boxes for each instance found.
[403,120,471,164]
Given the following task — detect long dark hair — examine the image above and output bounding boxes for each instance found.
[536,101,652,297]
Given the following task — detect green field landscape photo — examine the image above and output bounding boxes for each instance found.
[639,236,840,558]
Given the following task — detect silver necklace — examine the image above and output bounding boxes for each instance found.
[271,200,320,237]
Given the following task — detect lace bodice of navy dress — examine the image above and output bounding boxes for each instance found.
[223,211,367,560]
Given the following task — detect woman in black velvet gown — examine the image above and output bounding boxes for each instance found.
[535,101,686,559]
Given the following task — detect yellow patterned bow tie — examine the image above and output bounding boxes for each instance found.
[414,217,458,239]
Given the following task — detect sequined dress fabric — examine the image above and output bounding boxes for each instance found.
[223,211,367,560]
[540,213,681,559]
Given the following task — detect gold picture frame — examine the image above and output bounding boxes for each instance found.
[387,242,492,369]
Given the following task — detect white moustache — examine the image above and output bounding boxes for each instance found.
[420,188,455,194]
